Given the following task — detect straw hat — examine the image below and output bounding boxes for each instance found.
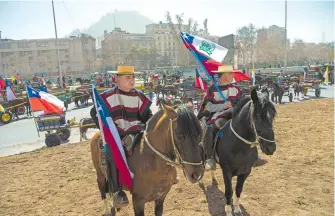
[212,65,235,73]
[111,66,141,75]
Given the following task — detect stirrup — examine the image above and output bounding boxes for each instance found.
[122,135,135,152]
[204,158,216,171]
[112,191,129,208]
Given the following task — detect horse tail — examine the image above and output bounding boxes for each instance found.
[90,131,106,179]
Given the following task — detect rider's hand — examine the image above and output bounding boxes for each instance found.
[223,101,232,109]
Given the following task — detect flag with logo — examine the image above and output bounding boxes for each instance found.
[92,84,134,189]
[195,69,208,90]
[180,32,249,82]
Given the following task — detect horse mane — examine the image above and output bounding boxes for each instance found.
[175,105,203,141]
[232,95,277,120]
[146,105,202,141]
[232,97,251,117]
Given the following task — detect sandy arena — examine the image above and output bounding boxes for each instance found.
[0,99,334,216]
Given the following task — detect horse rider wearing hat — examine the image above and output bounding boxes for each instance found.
[90,66,153,208]
[197,65,242,171]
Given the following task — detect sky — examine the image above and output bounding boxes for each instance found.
[0,0,334,43]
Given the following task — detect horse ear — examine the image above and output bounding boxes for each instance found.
[251,88,259,103]
[161,102,177,119]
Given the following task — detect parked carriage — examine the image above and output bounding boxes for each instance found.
[34,113,73,147]
[302,67,322,97]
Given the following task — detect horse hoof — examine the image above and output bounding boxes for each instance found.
[234,206,242,214]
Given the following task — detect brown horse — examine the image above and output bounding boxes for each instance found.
[90,103,204,216]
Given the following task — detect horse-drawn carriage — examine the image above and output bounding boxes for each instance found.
[236,80,253,99]
[0,92,28,123]
[35,113,73,147]
[302,67,322,97]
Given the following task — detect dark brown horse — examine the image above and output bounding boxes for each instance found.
[90,103,204,216]
[292,82,304,99]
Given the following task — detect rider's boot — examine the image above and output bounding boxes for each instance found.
[204,158,216,171]
[204,125,217,171]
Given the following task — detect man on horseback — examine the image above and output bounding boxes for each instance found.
[90,66,152,208]
[197,65,242,171]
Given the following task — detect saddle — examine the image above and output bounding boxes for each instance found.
[122,132,144,156]
[99,131,144,167]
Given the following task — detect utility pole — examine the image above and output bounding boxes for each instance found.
[284,0,288,72]
[52,0,62,88]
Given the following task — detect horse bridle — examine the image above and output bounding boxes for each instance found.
[230,101,275,147]
[143,117,203,168]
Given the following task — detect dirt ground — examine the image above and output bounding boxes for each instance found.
[0,99,334,216]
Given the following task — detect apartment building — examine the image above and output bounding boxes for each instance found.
[257,25,286,43]
[145,21,189,65]
[101,28,154,69]
[0,35,96,78]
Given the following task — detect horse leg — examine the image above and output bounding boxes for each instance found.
[233,171,251,214]
[222,170,233,216]
[97,173,111,216]
[154,194,167,216]
[132,195,145,216]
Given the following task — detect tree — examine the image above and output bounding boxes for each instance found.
[236,23,257,67]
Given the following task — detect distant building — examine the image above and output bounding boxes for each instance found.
[257,25,286,43]
[101,27,154,69]
[146,21,189,65]
[0,35,96,78]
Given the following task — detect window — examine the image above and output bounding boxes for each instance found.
[0,42,11,49]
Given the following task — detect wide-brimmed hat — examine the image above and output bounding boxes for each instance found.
[110,66,141,75]
[212,65,235,73]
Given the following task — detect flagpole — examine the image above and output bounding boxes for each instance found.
[26,85,40,137]
[91,80,106,145]
[188,46,227,102]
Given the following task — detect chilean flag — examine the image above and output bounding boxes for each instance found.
[180,32,249,82]
[92,84,133,190]
[195,69,208,90]
[26,86,64,115]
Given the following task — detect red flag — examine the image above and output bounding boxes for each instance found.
[195,69,208,90]
[202,60,250,82]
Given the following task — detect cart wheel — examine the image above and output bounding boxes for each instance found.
[289,93,293,102]
[45,133,62,147]
[58,128,71,141]
[17,106,26,115]
[315,88,321,97]
[271,93,275,102]
[0,111,12,124]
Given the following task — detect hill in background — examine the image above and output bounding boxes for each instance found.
[68,10,155,38]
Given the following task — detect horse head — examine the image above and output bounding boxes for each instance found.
[232,89,277,155]
[146,103,204,183]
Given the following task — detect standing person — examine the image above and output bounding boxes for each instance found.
[90,66,152,208]
[62,76,66,88]
[197,65,242,171]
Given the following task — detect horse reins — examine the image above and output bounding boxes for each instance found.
[144,117,203,168]
[230,101,275,147]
